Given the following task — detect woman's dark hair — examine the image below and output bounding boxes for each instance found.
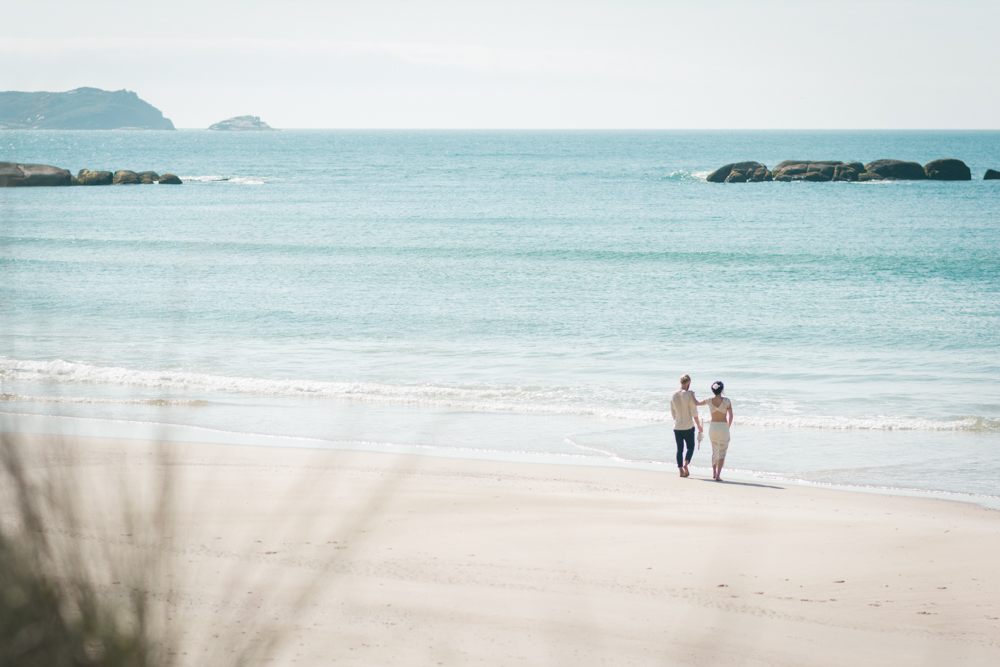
[711,381,724,396]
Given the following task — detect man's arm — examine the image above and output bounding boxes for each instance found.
[691,394,703,431]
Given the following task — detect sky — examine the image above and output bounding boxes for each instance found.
[3,0,998,129]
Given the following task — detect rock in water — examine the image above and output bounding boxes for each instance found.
[21,163,72,186]
[158,174,183,184]
[113,170,140,185]
[79,170,114,185]
[985,169,1000,180]
[136,171,160,184]
[208,115,278,131]
[858,172,884,182]
[833,162,865,182]
[0,161,71,187]
[706,161,771,183]
[0,87,175,130]
[864,159,926,180]
[772,161,844,182]
[923,159,971,181]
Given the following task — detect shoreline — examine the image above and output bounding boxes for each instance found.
[4,410,1000,514]
[2,430,998,666]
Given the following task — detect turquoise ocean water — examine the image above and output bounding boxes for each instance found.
[2,130,999,504]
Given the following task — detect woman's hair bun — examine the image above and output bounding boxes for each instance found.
[711,381,724,395]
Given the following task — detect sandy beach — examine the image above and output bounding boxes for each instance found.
[3,431,999,666]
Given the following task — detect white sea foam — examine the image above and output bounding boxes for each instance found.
[0,393,210,407]
[180,175,265,185]
[662,170,708,182]
[2,357,996,433]
[730,414,998,432]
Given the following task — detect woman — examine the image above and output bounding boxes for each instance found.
[706,381,734,481]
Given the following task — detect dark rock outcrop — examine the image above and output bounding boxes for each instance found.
[208,115,278,131]
[113,170,140,185]
[709,157,982,183]
[772,161,844,182]
[2,164,179,186]
[985,169,1000,180]
[833,162,866,182]
[923,159,971,181]
[0,87,174,130]
[707,161,771,183]
[79,170,113,186]
[864,159,926,180]
[0,161,71,187]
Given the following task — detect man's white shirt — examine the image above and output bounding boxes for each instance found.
[670,390,697,430]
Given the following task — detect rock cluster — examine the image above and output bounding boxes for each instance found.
[1,163,182,187]
[708,158,990,183]
[772,161,866,182]
[77,169,181,185]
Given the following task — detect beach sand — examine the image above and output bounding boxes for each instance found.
[3,431,999,666]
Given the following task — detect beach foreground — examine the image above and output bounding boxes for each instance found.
[3,432,998,666]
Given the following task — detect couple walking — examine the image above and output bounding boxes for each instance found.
[670,374,733,481]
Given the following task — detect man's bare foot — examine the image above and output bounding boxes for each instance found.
[683,463,690,477]
[679,469,685,477]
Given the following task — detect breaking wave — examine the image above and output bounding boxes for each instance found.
[1,357,997,433]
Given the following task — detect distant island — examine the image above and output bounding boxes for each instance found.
[0,87,174,130]
[208,115,278,131]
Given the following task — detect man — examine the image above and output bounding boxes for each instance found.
[670,374,703,477]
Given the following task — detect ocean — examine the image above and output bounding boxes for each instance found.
[2,130,999,506]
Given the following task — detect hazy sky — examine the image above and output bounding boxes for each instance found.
[4,0,998,128]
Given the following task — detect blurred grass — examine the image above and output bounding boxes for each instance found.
[1,434,165,667]
[0,431,399,667]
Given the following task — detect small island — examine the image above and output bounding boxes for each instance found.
[208,115,278,131]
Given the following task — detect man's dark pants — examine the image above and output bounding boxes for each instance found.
[674,428,695,468]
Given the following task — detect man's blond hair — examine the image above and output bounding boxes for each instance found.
[679,374,691,386]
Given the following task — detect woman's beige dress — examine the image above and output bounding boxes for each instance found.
[708,397,731,465]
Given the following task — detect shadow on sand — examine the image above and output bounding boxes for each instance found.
[695,478,785,490]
